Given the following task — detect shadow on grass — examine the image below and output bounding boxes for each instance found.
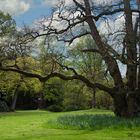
[0,110,50,117]
[48,114,140,130]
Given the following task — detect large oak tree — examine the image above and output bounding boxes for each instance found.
[1,0,140,117]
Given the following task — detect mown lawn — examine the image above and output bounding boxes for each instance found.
[0,109,140,140]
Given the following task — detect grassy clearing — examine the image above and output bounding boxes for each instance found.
[0,109,140,140]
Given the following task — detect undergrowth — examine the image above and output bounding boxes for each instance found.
[48,114,140,130]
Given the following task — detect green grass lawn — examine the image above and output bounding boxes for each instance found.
[0,109,140,140]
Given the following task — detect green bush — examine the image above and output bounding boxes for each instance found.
[0,100,9,112]
[63,105,81,111]
[96,91,113,110]
[47,105,63,112]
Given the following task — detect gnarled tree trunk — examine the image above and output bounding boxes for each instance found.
[113,89,140,117]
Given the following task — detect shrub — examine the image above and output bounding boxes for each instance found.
[0,100,9,112]
[47,105,63,112]
[63,105,81,111]
[96,91,113,110]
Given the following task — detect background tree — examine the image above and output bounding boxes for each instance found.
[0,11,16,111]
[63,80,91,111]
[69,36,105,108]
[43,78,64,112]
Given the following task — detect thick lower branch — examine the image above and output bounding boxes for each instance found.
[0,67,114,96]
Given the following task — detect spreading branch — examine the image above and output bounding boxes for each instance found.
[0,67,114,96]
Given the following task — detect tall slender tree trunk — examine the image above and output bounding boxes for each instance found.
[11,75,24,111]
[92,89,96,108]
[11,90,18,111]
[124,0,137,91]
[137,0,140,88]
[11,84,20,111]
[38,82,45,109]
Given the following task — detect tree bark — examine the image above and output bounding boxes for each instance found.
[11,75,24,111]
[92,89,96,108]
[124,0,137,91]
[38,82,45,109]
[137,0,140,88]
[11,84,20,111]
[113,89,140,117]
